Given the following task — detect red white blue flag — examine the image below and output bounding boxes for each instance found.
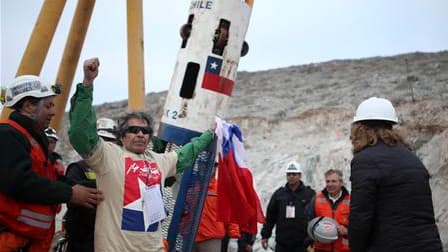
[215,117,265,234]
[201,56,234,96]
[121,157,162,232]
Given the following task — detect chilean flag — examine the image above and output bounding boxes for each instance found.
[215,117,265,234]
[121,158,161,232]
[201,56,234,96]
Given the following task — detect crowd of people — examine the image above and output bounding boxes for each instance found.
[0,57,443,252]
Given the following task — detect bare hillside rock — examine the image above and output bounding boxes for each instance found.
[57,51,448,250]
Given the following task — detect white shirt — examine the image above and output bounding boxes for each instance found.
[328,190,342,204]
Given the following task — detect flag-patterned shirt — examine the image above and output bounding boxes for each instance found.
[85,140,177,252]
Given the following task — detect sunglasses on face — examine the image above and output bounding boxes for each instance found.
[124,126,152,135]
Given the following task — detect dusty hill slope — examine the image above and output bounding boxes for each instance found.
[57,51,448,250]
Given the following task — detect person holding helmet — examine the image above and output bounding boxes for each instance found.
[0,75,103,251]
[63,117,117,252]
[348,97,442,252]
[307,169,350,252]
[260,161,315,252]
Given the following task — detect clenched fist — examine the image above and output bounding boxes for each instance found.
[83,57,100,86]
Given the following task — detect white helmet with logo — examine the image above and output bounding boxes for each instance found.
[353,97,398,124]
[97,117,117,139]
[3,75,60,108]
[307,216,338,244]
[285,161,302,174]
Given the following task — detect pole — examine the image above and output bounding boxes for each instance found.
[51,0,96,130]
[126,0,146,111]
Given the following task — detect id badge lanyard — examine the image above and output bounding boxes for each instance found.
[286,201,295,218]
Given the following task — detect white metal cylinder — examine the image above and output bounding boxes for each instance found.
[159,0,252,145]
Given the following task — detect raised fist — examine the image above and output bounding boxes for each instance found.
[83,57,100,86]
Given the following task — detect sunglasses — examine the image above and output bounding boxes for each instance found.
[124,126,152,135]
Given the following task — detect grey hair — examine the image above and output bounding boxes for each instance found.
[117,111,153,138]
[324,169,343,181]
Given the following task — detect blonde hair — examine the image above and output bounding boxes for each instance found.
[350,121,411,154]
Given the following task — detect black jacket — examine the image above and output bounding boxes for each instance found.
[64,160,96,252]
[261,182,315,248]
[349,142,442,252]
[0,111,72,205]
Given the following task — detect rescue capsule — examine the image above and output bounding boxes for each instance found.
[158,0,253,145]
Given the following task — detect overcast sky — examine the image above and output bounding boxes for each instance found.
[1,0,447,111]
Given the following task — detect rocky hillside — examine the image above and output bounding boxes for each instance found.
[57,51,448,250]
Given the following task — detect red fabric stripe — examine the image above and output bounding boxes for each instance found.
[202,73,234,96]
[216,151,265,234]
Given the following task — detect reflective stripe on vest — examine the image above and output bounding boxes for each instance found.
[17,208,54,229]
[21,209,54,222]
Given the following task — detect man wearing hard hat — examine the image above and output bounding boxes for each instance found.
[260,161,315,252]
[0,75,103,251]
[348,97,443,252]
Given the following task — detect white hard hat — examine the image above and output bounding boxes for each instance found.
[307,216,338,244]
[44,127,59,141]
[97,117,117,139]
[3,75,60,108]
[353,97,398,124]
[285,161,302,173]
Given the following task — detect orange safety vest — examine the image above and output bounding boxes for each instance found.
[313,191,351,252]
[0,120,59,240]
